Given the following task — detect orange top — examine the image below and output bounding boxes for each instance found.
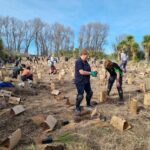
[21,69,30,76]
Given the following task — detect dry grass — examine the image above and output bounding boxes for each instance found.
[0,60,150,150]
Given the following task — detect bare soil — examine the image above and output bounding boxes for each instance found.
[0,60,150,150]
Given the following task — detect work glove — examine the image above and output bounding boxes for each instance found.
[90,71,97,77]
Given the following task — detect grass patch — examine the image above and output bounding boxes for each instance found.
[55,132,80,144]
[24,144,36,150]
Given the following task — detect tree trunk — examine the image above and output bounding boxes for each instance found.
[132,52,137,61]
[145,51,149,62]
[24,45,29,54]
[117,51,121,61]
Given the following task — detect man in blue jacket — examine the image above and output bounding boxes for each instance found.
[75,49,97,113]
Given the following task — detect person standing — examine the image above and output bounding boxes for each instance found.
[48,58,57,74]
[75,49,97,113]
[104,60,124,104]
[12,63,22,79]
[120,49,128,73]
[15,57,21,66]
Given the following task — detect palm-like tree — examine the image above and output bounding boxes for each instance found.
[131,42,139,61]
[142,35,150,62]
[116,35,140,61]
[125,35,134,57]
[116,40,127,61]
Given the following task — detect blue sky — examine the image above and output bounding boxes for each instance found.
[0,0,150,54]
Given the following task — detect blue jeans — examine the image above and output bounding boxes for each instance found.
[75,82,93,111]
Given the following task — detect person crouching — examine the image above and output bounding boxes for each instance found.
[19,65,33,87]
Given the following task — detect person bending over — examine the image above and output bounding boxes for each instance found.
[104,60,124,104]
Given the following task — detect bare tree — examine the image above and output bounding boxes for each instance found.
[23,20,35,54]
[52,23,64,52]
[78,22,109,51]
[11,18,24,52]
[0,17,24,52]
[0,16,74,55]
[78,25,85,50]
[32,18,43,55]
[37,24,52,55]
[62,27,74,50]
[2,16,13,50]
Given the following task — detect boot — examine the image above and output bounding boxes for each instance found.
[117,89,124,105]
[86,91,93,107]
[76,94,83,112]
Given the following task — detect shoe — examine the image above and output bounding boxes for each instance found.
[86,106,93,111]
[18,82,24,88]
[28,80,33,87]
[75,109,81,116]
[117,100,124,106]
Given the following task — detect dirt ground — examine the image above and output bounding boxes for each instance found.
[0,59,150,150]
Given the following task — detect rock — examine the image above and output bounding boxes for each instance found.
[51,90,60,96]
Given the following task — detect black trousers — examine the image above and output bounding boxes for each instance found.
[12,71,19,79]
[75,82,93,111]
[21,74,33,81]
[107,75,123,101]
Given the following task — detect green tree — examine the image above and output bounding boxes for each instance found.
[142,35,150,62]
[116,40,127,60]
[125,35,134,58]
[0,38,4,51]
[116,35,140,61]
[131,42,139,61]
[137,50,145,60]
